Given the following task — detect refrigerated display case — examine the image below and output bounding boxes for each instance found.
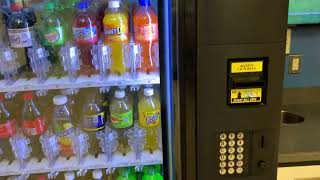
[0,0,174,179]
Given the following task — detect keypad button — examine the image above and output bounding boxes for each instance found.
[229,133,236,140]
[237,154,244,160]
[236,167,243,174]
[237,147,244,153]
[219,168,227,175]
[228,168,235,175]
[219,155,227,161]
[220,141,227,147]
[237,140,244,146]
[237,160,244,167]
[219,161,227,168]
[220,148,227,154]
[228,147,235,154]
[228,140,236,147]
[228,154,235,161]
[220,133,227,140]
[237,132,244,139]
[228,161,235,167]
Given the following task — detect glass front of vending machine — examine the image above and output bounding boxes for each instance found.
[0,0,174,179]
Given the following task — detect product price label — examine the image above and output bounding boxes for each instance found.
[8,28,33,48]
[0,120,17,138]
[22,117,46,136]
[73,26,98,45]
[43,27,65,46]
[103,15,129,43]
[81,112,105,131]
[139,110,161,127]
[134,23,159,42]
[111,110,133,129]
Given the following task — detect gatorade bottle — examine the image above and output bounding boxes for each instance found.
[115,167,137,180]
[52,95,75,157]
[138,87,161,153]
[80,90,105,156]
[0,93,16,161]
[110,89,133,156]
[142,165,163,180]
[73,1,100,75]
[40,2,65,76]
[103,0,129,75]
[21,91,47,160]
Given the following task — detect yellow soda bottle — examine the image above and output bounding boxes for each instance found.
[138,87,161,153]
[103,0,129,75]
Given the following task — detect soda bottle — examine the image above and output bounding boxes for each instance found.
[80,90,105,156]
[55,0,77,42]
[142,165,163,180]
[73,1,100,75]
[52,95,75,157]
[133,0,159,73]
[103,0,129,75]
[6,1,35,73]
[40,2,65,76]
[138,87,161,153]
[21,91,47,160]
[0,93,17,161]
[110,89,133,156]
[115,167,137,180]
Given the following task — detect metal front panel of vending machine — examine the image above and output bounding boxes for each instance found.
[194,0,288,180]
[0,0,175,179]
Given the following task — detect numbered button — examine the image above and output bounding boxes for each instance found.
[229,133,236,140]
[237,161,244,167]
[219,155,227,161]
[228,161,235,167]
[237,132,244,139]
[228,147,235,154]
[220,148,227,154]
[237,147,244,153]
[228,140,236,147]
[228,168,235,175]
[236,167,243,174]
[237,140,244,146]
[228,154,235,161]
[219,168,227,175]
[219,161,227,168]
[220,141,227,147]
[220,133,227,140]
[237,154,244,160]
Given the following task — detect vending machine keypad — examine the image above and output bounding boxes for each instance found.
[217,132,249,176]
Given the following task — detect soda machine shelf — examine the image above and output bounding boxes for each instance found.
[0,150,163,176]
[0,72,160,93]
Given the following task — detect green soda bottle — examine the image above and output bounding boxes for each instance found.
[40,2,65,76]
[142,165,164,180]
[116,167,137,180]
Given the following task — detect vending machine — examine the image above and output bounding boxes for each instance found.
[0,0,174,179]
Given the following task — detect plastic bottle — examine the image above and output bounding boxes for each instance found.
[138,87,161,153]
[52,95,75,157]
[64,171,75,180]
[80,90,105,156]
[40,2,65,76]
[103,0,129,75]
[0,93,16,161]
[115,167,137,180]
[93,169,103,180]
[133,0,159,73]
[142,165,163,180]
[73,1,100,75]
[110,89,133,155]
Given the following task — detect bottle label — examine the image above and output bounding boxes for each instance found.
[22,117,46,136]
[134,23,159,42]
[43,27,65,46]
[103,15,129,43]
[54,122,74,155]
[81,112,105,131]
[73,26,98,44]
[140,110,161,127]
[8,28,33,48]
[111,110,133,129]
[0,120,17,138]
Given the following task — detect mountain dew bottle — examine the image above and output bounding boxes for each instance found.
[116,167,137,180]
[142,165,163,180]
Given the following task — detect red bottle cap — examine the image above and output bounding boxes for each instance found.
[0,94,4,101]
[22,91,34,100]
[11,3,23,11]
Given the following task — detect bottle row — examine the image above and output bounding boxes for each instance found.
[0,86,162,167]
[0,0,159,84]
[4,165,164,180]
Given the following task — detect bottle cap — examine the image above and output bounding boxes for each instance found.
[144,88,154,96]
[44,2,55,10]
[11,3,23,11]
[115,90,125,98]
[92,169,103,179]
[64,172,75,180]
[139,0,151,6]
[76,1,89,9]
[53,95,68,105]
[108,0,121,8]
[22,91,34,100]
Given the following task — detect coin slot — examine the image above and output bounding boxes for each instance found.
[260,136,265,148]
